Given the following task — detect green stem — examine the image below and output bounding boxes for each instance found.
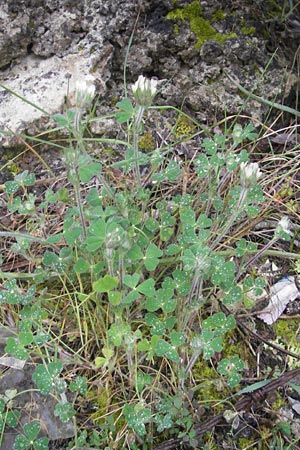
[73,175,87,239]
[211,187,248,250]
[133,105,145,187]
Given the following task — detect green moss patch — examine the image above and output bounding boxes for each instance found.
[166,1,235,49]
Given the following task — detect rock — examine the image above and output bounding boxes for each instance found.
[0,3,30,69]
[0,0,299,150]
[0,53,103,146]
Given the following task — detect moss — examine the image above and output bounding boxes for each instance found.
[166,1,236,49]
[139,132,155,151]
[173,23,180,35]
[175,116,196,137]
[89,386,111,424]
[1,148,21,176]
[241,26,256,35]
[212,9,226,23]
[273,318,300,369]
[274,318,300,346]
[238,437,256,448]
[192,362,226,412]
[270,392,286,411]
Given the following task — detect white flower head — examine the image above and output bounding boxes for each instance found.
[275,216,292,239]
[240,162,262,188]
[132,75,158,107]
[74,77,96,109]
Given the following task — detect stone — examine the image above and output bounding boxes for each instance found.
[0,0,299,156]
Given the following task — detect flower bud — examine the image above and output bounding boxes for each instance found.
[132,75,158,107]
[74,78,96,109]
[240,162,262,188]
[275,216,292,239]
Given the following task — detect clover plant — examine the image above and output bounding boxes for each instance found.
[0,73,285,448]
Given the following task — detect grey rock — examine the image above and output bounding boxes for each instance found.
[0,0,299,152]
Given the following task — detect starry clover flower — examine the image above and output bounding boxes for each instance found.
[240,162,262,189]
[275,216,292,240]
[74,78,96,109]
[132,75,158,107]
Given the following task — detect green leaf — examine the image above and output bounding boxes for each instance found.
[194,153,210,179]
[137,278,155,296]
[33,437,49,450]
[86,188,102,206]
[46,233,63,244]
[223,286,242,305]
[123,403,151,436]
[172,269,191,295]
[63,226,82,245]
[93,275,119,293]
[73,257,90,273]
[14,435,31,450]
[15,171,36,186]
[202,137,218,155]
[217,356,244,386]
[86,218,106,251]
[79,162,102,183]
[116,98,134,123]
[52,113,69,127]
[32,362,63,395]
[289,382,300,395]
[237,379,272,395]
[6,410,20,428]
[180,208,195,225]
[165,160,182,181]
[108,291,122,306]
[137,339,151,351]
[165,244,181,256]
[164,316,176,330]
[24,422,40,440]
[5,180,19,194]
[170,331,185,347]
[155,339,170,356]
[144,243,163,271]
[211,259,235,290]
[123,273,140,288]
[69,376,88,394]
[155,339,179,362]
[145,217,159,232]
[42,251,66,272]
[145,313,166,335]
[146,243,163,258]
[276,422,291,435]
[145,296,160,312]
[54,401,75,422]
[19,331,34,346]
[160,227,174,241]
[121,290,140,305]
[203,335,223,360]
[196,214,212,228]
[136,371,153,394]
[203,312,236,334]
[0,280,35,305]
[108,323,131,347]
[227,372,242,387]
[5,338,28,360]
